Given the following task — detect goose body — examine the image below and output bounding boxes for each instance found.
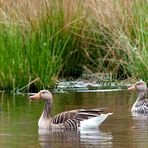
[128,81,148,114]
[29,90,112,130]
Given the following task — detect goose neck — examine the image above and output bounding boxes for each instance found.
[137,91,147,101]
[42,100,52,119]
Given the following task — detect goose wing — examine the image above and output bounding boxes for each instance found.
[51,108,104,124]
[135,100,148,113]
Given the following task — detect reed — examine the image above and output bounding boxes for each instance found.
[0,0,147,91]
[0,0,85,91]
[129,1,148,82]
[81,0,148,81]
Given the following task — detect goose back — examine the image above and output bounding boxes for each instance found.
[51,109,104,124]
[50,109,105,129]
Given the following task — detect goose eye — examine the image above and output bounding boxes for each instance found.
[136,83,145,86]
[137,83,142,85]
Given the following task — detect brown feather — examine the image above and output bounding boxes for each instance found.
[51,109,104,124]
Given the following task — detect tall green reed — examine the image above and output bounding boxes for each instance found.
[0,0,147,92]
[0,0,85,92]
[129,0,148,82]
[80,0,148,81]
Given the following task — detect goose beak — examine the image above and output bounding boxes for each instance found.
[128,85,135,91]
[29,93,40,100]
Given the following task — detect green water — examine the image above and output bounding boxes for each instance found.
[0,91,148,148]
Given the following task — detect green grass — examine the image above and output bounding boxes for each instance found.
[0,0,147,92]
[80,0,148,81]
[129,1,148,82]
[0,0,85,92]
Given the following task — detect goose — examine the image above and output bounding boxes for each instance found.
[128,81,148,113]
[29,90,113,130]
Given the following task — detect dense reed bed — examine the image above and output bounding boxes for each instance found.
[0,0,147,92]
[82,0,148,80]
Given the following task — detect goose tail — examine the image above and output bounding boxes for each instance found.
[79,112,113,130]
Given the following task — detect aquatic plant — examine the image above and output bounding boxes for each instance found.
[81,0,148,81]
[0,0,85,91]
[0,0,147,92]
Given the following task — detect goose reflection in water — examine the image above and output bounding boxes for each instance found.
[131,113,148,148]
[38,128,112,148]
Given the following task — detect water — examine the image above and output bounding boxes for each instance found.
[0,91,148,148]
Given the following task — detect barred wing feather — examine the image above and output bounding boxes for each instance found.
[135,100,148,113]
[51,109,104,124]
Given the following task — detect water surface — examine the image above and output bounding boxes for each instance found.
[0,91,148,148]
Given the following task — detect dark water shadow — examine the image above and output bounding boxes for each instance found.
[38,128,112,148]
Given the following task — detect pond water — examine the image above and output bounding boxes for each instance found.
[0,90,148,148]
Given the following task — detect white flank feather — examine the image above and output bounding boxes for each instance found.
[79,113,113,130]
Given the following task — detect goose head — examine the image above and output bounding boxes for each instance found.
[29,90,53,102]
[128,81,147,92]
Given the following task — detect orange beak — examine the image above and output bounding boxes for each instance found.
[128,85,136,91]
[29,93,40,100]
